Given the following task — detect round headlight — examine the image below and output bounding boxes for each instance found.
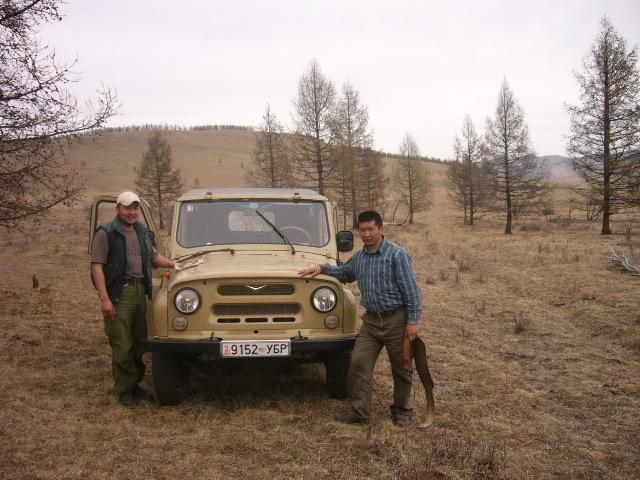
[172,316,188,331]
[312,287,337,312]
[324,314,339,329]
[175,288,201,314]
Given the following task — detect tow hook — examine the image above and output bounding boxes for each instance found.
[293,330,307,340]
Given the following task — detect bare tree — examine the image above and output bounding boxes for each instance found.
[448,116,487,225]
[334,82,373,228]
[0,0,117,229]
[566,16,640,235]
[135,132,183,229]
[291,60,338,195]
[485,80,545,234]
[395,134,430,224]
[245,104,292,188]
[358,147,388,214]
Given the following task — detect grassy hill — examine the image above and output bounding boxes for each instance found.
[70,129,256,197]
[69,128,450,224]
[1,129,638,479]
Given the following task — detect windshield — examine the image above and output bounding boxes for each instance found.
[177,200,330,248]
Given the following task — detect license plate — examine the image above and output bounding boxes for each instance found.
[220,340,291,357]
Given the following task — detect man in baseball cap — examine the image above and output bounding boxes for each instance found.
[91,191,175,406]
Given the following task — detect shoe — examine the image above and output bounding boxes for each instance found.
[392,416,410,427]
[390,404,412,427]
[335,411,368,425]
[119,391,139,407]
[133,384,154,401]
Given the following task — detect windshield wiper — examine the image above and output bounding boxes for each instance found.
[173,248,235,263]
[254,209,295,255]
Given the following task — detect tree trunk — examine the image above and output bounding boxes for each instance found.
[469,172,475,226]
[315,141,323,194]
[268,131,275,187]
[601,52,612,235]
[154,147,164,229]
[504,148,512,234]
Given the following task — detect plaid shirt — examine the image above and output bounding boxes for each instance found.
[321,238,423,324]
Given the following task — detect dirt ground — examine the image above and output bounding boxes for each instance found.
[1,133,639,479]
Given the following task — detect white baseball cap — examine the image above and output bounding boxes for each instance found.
[116,191,140,206]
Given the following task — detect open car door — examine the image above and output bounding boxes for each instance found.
[87,196,165,257]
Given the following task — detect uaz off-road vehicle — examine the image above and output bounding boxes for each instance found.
[90,188,357,405]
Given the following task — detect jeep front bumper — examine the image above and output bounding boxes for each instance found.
[140,337,355,360]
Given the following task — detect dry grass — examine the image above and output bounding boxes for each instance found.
[1,130,639,479]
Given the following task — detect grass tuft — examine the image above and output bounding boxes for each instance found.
[514,312,530,334]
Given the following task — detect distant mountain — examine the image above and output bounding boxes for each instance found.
[538,155,577,181]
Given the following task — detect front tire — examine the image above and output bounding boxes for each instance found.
[325,350,351,399]
[152,352,191,406]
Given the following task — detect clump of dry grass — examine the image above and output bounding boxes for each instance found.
[427,241,440,253]
[538,242,551,254]
[471,271,485,283]
[455,258,470,272]
[532,254,545,266]
[421,434,506,476]
[520,223,542,232]
[513,311,530,334]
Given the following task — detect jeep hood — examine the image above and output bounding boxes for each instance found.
[166,248,340,286]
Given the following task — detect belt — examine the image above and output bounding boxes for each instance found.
[124,275,144,286]
[365,306,404,318]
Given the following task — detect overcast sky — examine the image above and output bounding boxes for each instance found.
[41,0,640,159]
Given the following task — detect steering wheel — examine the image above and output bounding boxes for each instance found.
[271,226,313,245]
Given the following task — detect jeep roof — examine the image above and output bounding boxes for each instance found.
[178,188,327,201]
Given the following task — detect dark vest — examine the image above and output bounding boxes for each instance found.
[98,217,154,302]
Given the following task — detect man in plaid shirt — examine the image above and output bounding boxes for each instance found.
[299,210,423,426]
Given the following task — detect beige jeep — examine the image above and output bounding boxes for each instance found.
[90,188,357,405]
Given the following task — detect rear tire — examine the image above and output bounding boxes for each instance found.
[325,350,351,399]
[152,352,191,406]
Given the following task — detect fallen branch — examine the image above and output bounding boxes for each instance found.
[610,247,640,276]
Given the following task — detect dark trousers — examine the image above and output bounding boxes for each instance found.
[348,308,412,420]
[104,284,147,393]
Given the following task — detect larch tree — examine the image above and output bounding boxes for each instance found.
[334,82,372,228]
[135,131,183,229]
[292,60,338,195]
[395,134,430,224]
[485,80,545,234]
[566,16,640,235]
[245,104,292,188]
[358,147,388,214]
[447,116,486,225]
[0,0,117,229]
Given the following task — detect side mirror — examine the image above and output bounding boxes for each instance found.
[336,230,354,252]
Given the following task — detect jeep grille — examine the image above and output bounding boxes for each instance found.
[217,284,295,296]
[212,303,301,316]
